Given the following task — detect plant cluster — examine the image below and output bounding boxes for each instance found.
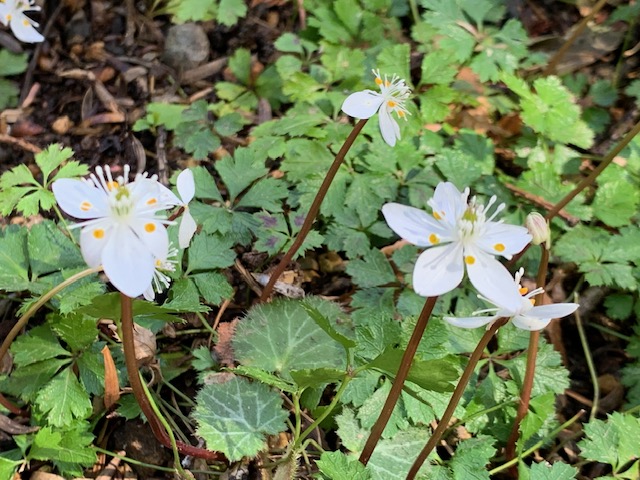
[1,0,640,479]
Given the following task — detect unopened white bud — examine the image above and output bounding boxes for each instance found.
[526,212,550,248]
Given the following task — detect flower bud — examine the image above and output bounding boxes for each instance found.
[526,212,550,248]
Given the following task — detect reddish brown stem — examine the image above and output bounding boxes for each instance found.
[259,119,368,302]
[504,247,550,471]
[359,296,438,465]
[120,294,224,461]
[407,317,509,479]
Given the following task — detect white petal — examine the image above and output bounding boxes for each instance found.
[444,315,497,329]
[530,303,579,320]
[102,225,155,298]
[10,14,44,43]
[155,182,181,207]
[412,242,464,296]
[178,209,197,248]
[341,91,384,119]
[465,247,523,312]
[378,105,400,147]
[382,203,452,247]
[129,218,169,259]
[177,169,195,204]
[79,221,113,268]
[52,179,109,219]
[0,5,9,25]
[430,182,468,229]
[511,314,551,331]
[143,286,155,301]
[476,222,532,259]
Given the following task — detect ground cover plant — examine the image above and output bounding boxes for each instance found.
[0,0,640,479]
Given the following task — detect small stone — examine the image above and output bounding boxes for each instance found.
[163,23,210,71]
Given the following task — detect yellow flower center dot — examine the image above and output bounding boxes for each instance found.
[519,287,528,295]
[144,223,156,233]
[494,243,505,252]
[80,201,92,211]
[428,233,439,245]
[387,100,397,108]
[464,255,475,265]
[93,228,105,239]
[146,197,158,206]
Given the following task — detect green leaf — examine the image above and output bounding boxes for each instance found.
[191,165,223,201]
[0,225,30,291]
[232,365,297,393]
[346,249,396,289]
[192,346,216,372]
[48,313,98,352]
[35,368,92,427]
[526,461,578,480]
[191,271,234,305]
[133,102,187,131]
[11,325,70,366]
[215,148,267,201]
[175,125,220,160]
[218,0,247,26]
[0,78,19,109]
[589,80,617,107]
[0,458,21,480]
[592,166,640,227]
[578,412,640,473]
[187,233,236,272]
[503,340,569,396]
[228,48,252,85]
[51,160,89,183]
[450,435,496,480]
[29,425,96,476]
[194,376,288,461]
[376,44,411,85]
[235,177,287,211]
[164,278,209,312]
[0,50,28,76]
[316,451,372,480]
[35,144,75,184]
[290,368,346,390]
[28,220,84,276]
[334,0,362,35]
[367,347,457,393]
[302,301,357,349]
[233,298,347,380]
[214,112,245,136]
[0,359,68,401]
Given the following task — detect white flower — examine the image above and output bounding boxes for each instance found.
[0,0,44,43]
[52,165,173,298]
[444,269,579,331]
[158,169,197,248]
[143,246,178,301]
[382,182,532,310]
[341,69,411,147]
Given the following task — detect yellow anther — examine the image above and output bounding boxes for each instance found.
[384,80,390,87]
[433,211,443,220]
[387,100,397,108]
[80,201,92,211]
[464,255,475,265]
[494,243,505,252]
[144,223,156,233]
[428,233,439,245]
[397,110,406,117]
[106,181,119,191]
[375,77,383,86]
[529,298,536,306]
[93,228,105,239]
[519,287,528,295]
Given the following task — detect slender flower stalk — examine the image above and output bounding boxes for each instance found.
[504,246,550,466]
[259,119,367,302]
[406,317,510,479]
[359,296,438,465]
[119,293,223,460]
